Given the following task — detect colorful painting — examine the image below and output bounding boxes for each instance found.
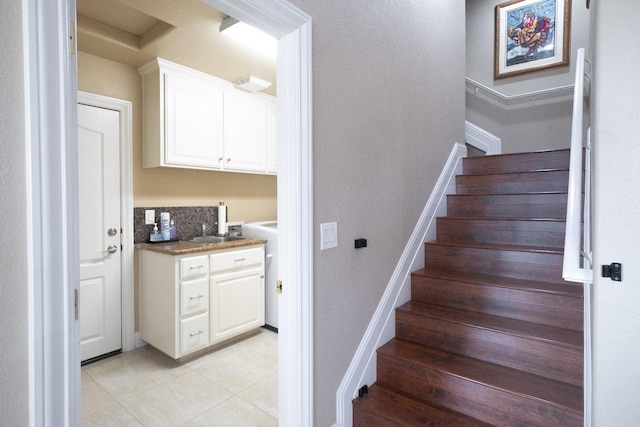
[494,0,571,79]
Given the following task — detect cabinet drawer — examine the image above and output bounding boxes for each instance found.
[180,313,209,355]
[180,255,208,280]
[210,246,263,274]
[180,277,209,317]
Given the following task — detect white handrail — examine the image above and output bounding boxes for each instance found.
[562,47,593,284]
[466,77,575,105]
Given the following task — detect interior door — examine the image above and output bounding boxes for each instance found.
[78,103,122,361]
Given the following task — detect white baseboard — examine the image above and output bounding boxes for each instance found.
[465,120,502,155]
[134,332,147,349]
[334,142,467,426]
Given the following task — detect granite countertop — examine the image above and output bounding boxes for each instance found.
[136,238,266,256]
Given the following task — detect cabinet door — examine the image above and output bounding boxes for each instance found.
[165,71,224,169]
[223,90,268,173]
[210,267,265,344]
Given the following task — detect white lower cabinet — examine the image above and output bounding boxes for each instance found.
[139,244,265,359]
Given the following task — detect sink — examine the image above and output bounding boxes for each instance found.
[190,235,246,244]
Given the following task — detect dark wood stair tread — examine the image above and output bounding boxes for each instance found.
[459,168,570,177]
[353,384,493,426]
[427,240,564,255]
[413,267,583,298]
[462,149,571,175]
[397,301,583,350]
[442,216,567,222]
[379,339,583,413]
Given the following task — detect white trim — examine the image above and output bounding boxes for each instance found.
[28,0,312,425]
[335,143,467,426]
[466,76,575,106]
[77,91,135,353]
[464,121,502,155]
[201,1,314,425]
[584,281,592,427]
[24,0,79,425]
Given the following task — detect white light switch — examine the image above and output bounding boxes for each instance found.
[320,222,338,250]
[145,209,155,225]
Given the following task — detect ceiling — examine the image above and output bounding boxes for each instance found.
[76,0,277,94]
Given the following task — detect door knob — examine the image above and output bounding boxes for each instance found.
[103,245,118,255]
[107,228,118,236]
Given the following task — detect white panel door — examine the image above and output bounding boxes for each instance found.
[78,103,122,361]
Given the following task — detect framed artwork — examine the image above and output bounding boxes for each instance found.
[494,0,571,79]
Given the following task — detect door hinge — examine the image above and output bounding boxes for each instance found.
[69,20,77,54]
[74,289,79,320]
[276,280,283,294]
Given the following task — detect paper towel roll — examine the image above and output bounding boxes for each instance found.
[217,203,227,236]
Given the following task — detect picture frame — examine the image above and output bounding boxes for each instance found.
[494,0,571,80]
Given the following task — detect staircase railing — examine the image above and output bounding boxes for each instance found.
[562,47,593,284]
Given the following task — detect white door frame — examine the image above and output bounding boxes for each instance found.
[77,92,135,354]
[24,0,313,425]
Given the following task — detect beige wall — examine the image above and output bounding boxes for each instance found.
[0,0,29,424]
[288,1,466,424]
[78,52,277,223]
[466,0,591,153]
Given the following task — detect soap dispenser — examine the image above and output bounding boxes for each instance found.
[150,223,161,242]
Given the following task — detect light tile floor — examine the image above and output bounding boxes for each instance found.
[82,328,278,426]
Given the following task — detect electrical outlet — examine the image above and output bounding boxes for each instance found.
[145,209,155,225]
[320,222,337,250]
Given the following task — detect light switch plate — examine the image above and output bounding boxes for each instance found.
[145,209,155,225]
[320,222,338,250]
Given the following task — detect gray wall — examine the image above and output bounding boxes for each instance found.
[289,1,466,425]
[466,0,590,153]
[591,0,640,424]
[0,0,29,424]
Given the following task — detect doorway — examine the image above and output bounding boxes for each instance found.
[77,91,135,362]
[25,0,312,424]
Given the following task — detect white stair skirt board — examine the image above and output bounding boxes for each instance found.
[334,143,467,427]
[465,120,502,155]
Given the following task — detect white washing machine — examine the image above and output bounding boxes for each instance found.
[242,221,278,329]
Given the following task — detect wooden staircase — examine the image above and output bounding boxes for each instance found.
[353,149,584,426]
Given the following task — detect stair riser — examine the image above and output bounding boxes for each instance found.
[396,310,583,386]
[436,218,566,248]
[447,193,568,218]
[377,353,582,427]
[463,150,570,175]
[456,170,569,195]
[425,244,563,283]
[411,274,583,330]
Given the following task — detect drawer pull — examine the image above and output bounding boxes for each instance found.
[234,258,246,263]
[189,294,204,301]
[189,265,204,270]
[190,330,204,337]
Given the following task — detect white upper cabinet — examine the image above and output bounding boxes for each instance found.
[165,70,224,169]
[139,58,276,174]
[267,100,277,174]
[223,89,268,173]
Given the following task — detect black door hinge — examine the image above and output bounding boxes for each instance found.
[602,263,622,282]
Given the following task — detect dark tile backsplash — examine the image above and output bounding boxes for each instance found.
[133,206,223,243]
